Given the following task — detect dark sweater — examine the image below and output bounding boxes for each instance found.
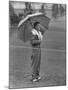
[31,35,41,47]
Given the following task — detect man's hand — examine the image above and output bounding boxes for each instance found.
[31,39,41,44]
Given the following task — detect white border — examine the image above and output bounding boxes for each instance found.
[10,0,67,4]
[0,0,68,90]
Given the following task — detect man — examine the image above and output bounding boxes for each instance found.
[30,22,44,82]
[17,11,49,82]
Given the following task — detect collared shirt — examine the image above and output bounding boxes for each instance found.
[31,29,43,41]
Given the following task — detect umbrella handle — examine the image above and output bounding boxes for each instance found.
[28,18,34,28]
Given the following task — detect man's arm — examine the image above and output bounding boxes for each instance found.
[38,24,47,34]
[30,35,41,45]
[31,39,41,44]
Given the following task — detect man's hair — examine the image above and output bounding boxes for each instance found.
[33,22,40,28]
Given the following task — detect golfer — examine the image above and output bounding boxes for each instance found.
[30,22,43,82]
[18,11,50,82]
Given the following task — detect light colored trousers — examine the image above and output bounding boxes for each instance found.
[31,45,41,78]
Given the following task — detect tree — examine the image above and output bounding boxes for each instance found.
[52,4,58,18]
[9,2,20,25]
[24,2,33,17]
[60,4,65,16]
[39,4,45,14]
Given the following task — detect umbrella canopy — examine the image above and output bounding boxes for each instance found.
[18,12,50,42]
[29,14,50,29]
[17,19,32,42]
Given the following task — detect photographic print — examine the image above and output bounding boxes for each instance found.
[9,0,66,89]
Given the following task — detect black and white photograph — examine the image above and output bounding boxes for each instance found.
[9,0,66,89]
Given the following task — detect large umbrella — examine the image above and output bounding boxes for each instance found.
[18,12,50,42]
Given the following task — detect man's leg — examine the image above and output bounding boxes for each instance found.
[36,47,41,79]
[31,46,41,80]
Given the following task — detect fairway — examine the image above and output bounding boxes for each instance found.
[9,16,66,88]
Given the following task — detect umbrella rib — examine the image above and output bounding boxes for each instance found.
[24,23,26,42]
[18,12,43,28]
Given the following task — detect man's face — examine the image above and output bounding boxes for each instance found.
[35,24,40,31]
[35,24,47,34]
